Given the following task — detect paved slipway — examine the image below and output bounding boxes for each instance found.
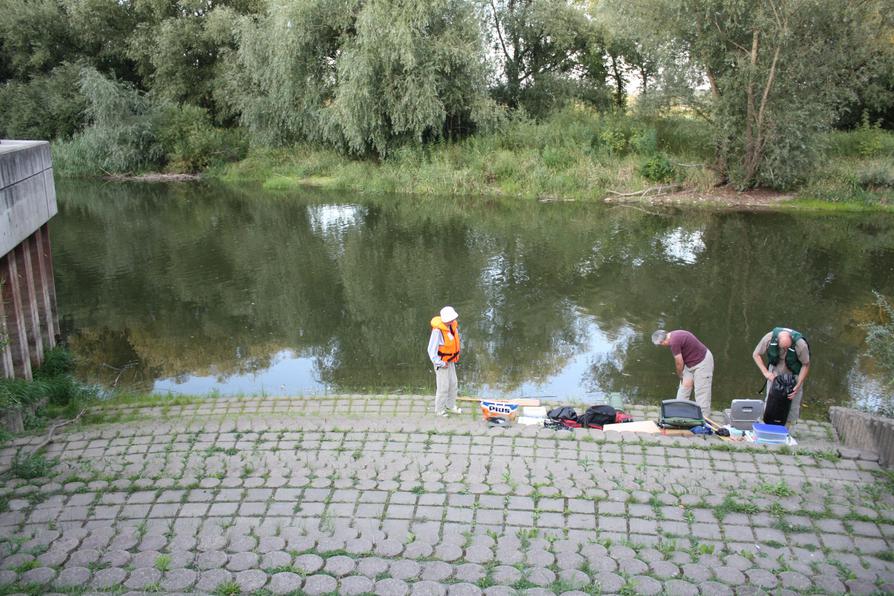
[0,396,891,595]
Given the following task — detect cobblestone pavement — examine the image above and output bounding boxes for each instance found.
[0,396,891,595]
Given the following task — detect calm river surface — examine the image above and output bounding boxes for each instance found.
[52,180,894,418]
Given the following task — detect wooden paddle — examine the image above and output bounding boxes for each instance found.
[457,397,542,407]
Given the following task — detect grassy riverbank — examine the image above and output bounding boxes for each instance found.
[215,110,894,206]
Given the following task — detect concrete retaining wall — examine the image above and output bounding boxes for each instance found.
[829,406,894,468]
[0,141,57,256]
[0,140,59,382]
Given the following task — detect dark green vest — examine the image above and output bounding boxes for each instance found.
[767,327,805,376]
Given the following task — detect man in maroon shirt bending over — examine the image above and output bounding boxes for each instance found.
[652,329,714,416]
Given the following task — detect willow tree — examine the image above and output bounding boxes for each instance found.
[333,0,498,155]
[487,0,609,115]
[601,0,894,189]
[227,0,499,155]
[127,0,262,119]
[223,0,356,146]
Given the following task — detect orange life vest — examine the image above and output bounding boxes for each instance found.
[431,316,460,363]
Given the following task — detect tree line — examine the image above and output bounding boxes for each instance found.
[1,0,892,188]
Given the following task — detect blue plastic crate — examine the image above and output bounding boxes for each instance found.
[753,422,789,443]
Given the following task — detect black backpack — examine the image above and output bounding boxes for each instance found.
[578,405,617,427]
[764,373,796,425]
[547,406,578,422]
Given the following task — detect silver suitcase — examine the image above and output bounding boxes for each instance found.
[724,399,765,430]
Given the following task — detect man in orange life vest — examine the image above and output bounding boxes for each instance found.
[427,306,463,417]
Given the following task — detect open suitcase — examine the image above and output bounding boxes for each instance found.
[658,399,704,429]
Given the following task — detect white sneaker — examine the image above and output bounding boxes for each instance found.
[449,407,462,414]
[436,411,449,417]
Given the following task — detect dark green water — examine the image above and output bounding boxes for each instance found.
[52,179,894,418]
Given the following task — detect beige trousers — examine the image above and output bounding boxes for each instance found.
[676,349,714,416]
[434,362,457,413]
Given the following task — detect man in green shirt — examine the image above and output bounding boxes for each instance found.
[752,327,811,429]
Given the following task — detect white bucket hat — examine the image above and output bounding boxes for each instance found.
[440,306,458,323]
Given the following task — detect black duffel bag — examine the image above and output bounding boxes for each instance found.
[763,373,797,425]
[547,406,578,422]
[578,405,617,427]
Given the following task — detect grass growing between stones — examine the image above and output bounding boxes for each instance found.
[9,454,56,480]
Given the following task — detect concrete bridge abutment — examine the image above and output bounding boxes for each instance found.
[0,140,60,398]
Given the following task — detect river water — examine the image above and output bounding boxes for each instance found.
[52,180,894,418]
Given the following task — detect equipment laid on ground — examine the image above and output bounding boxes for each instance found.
[480,401,519,422]
[658,399,704,429]
[459,397,541,407]
[517,406,548,425]
[547,405,633,429]
[578,405,619,427]
[724,399,765,430]
[703,416,735,442]
[545,405,633,430]
[763,374,796,425]
[752,422,789,444]
[603,420,660,433]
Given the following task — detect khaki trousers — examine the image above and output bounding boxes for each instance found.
[676,349,714,416]
[435,362,457,413]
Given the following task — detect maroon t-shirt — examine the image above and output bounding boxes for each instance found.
[668,330,707,367]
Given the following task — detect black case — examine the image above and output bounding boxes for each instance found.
[763,375,796,425]
[763,393,792,425]
[658,399,704,428]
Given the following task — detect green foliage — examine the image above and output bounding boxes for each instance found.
[229,0,500,156]
[222,0,357,147]
[857,162,894,191]
[714,495,759,520]
[864,292,894,415]
[34,346,75,379]
[825,122,894,158]
[602,0,893,189]
[212,580,241,596]
[53,67,164,176]
[155,104,248,172]
[0,63,86,140]
[0,0,76,78]
[126,2,258,114]
[0,379,47,412]
[488,0,610,115]
[222,109,714,199]
[154,554,171,572]
[639,154,676,182]
[757,481,795,497]
[334,0,499,155]
[0,347,99,426]
[10,454,55,480]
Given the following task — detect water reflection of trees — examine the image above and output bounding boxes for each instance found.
[53,180,894,413]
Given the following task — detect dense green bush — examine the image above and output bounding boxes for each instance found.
[857,162,894,190]
[54,68,246,176]
[0,62,86,140]
[825,118,894,158]
[34,345,75,379]
[10,453,55,480]
[0,346,99,425]
[156,104,248,173]
[53,67,163,176]
[639,153,677,182]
